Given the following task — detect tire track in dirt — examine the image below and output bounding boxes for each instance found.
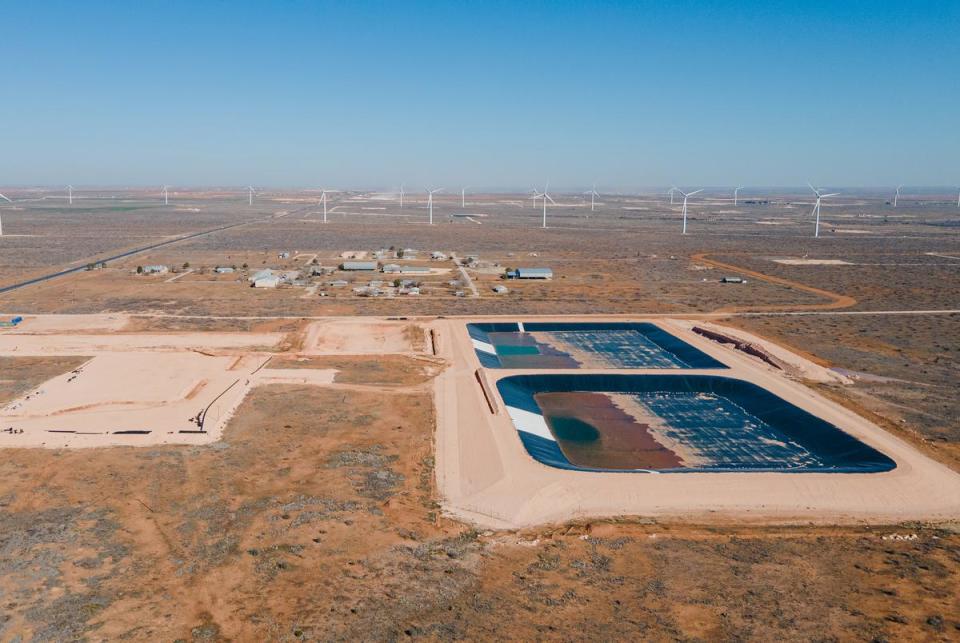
[692,252,857,313]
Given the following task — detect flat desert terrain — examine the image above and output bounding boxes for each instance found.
[0,188,958,640]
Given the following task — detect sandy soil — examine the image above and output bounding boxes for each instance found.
[0,313,128,333]
[4,369,956,640]
[0,356,89,405]
[773,258,853,265]
[0,317,401,449]
[665,319,851,384]
[302,318,423,354]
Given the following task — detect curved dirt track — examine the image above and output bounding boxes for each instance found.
[691,253,858,313]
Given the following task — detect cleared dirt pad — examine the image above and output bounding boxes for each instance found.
[0,356,89,405]
[267,354,443,386]
[302,319,423,354]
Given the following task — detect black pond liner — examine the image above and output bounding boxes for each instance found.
[468,322,727,369]
[496,374,896,473]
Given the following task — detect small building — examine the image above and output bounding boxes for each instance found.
[341,261,378,271]
[506,267,552,280]
[329,279,349,288]
[430,251,448,261]
[381,263,402,273]
[278,252,290,259]
[142,265,169,275]
[250,269,275,282]
[720,276,746,284]
[254,276,280,288]
[214,266,235,274]
[492,285,509,294]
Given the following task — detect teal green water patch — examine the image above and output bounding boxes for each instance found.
[548,416,600,442]
[495,345,540,356]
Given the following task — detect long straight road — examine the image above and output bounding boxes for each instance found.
[0,200,327,296]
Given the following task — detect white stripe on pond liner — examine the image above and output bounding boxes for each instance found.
[506,405,555,441]
[471,338,496,355]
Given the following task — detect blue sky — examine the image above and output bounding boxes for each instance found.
[1,1,957,189]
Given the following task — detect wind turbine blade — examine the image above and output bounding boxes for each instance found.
[688,189,703,196]
[821,193,840,198]
[0,193,11,203]
[545,193,557,205]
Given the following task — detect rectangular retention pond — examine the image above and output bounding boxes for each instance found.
[496,374,895,473]
[468,322,726,369]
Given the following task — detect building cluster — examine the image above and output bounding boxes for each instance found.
[131,247,554,298]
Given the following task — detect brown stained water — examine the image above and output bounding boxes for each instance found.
[534,392,683,469]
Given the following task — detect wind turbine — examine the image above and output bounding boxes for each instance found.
[67,185,73,205]
[583,184,600,212]
[734,186,744,206]
[808,183,839,238]
[677,188,703,234]
[532,184,556,228]
[893,185,902,207]
[668,186,679,205]
[426,187,443,224]
[528,187,542,208]
[461,186,468,209]
[162,185,170,205]
[0,192,10,237]
[319,189,337,223]
[247,186,255,206]
[400,184,405,209]
[957,187,959,209]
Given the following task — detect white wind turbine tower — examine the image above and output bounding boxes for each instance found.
[318,189,337,223]
[528,187,542,208]
[583,184,600,213]
[893,185,902,207]
[734,186,744,206]
[426,187,443,224]
[461,186,468,209]
[533,184,556,228]
[162,185,170,205]
[247,186,256,206]
[808,183,840,238]
[957,187,959,208]
[668,186,679,205]
[67,185,73,205]
[400,184,405,209]
[677,188,703,234]
[0,192,11,236]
